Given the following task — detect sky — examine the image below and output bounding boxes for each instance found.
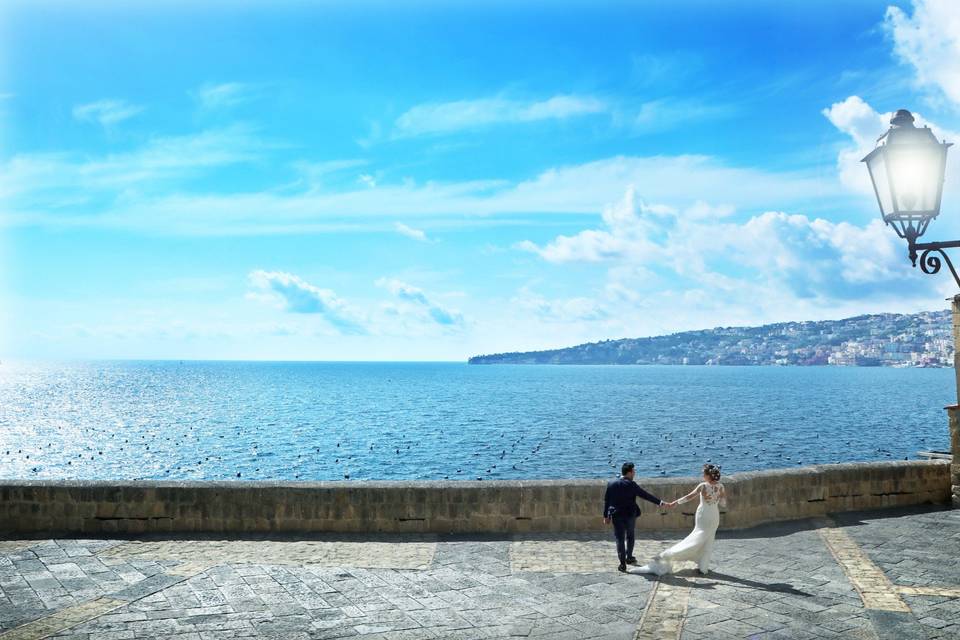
[2,0,960,361]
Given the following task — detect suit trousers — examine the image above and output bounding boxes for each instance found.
[611,514,636,563]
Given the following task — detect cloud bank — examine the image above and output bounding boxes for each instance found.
[519,185,938,305]
[886,0,960,105]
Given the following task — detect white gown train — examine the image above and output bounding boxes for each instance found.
[637,481,725,575]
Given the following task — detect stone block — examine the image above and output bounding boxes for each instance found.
[95,502,117,518]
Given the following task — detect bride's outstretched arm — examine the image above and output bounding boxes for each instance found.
[672,483,702,505]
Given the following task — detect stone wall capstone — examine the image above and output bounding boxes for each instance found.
[0,460,949,535]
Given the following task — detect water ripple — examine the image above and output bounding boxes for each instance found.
[0,361,951,481]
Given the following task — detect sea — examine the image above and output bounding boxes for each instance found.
[0,360,953,482]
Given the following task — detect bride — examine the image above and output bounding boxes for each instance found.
[637,463,727,576]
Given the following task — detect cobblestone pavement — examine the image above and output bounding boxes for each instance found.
[0,506,957,639]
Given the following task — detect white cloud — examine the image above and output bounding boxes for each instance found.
[517,187,726,264]
[375,278,463,326]
[394,222,429,242]
[248,270,365,334]
[393,94,606,137]
[72,99,143,127]
[821,96,891,194]
[520,186,939,304]
[718,212,915,300]
[195,82,254,110]
[886,0,960,106]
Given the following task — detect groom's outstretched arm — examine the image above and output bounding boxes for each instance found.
[634,485,663,506]
[603,483,613,518]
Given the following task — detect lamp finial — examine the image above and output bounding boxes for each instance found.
[891,109,916,128]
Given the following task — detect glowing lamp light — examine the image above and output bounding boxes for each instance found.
[862,109,951,243]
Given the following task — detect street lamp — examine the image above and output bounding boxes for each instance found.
[864,108,959,508]
[863,109,954,282]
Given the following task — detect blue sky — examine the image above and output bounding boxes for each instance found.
[2,0,960,360]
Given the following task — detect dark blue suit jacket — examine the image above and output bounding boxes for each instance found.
[604,477,663,519]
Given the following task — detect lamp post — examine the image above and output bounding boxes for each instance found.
[863,108,958,506]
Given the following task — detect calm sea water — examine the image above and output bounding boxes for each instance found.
[0,361,953,481]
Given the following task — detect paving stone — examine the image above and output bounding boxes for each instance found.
[110,573,186,602]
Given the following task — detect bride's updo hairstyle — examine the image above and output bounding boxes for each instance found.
[703,463,721,482]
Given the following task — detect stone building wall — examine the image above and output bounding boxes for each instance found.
[0,460,950,535]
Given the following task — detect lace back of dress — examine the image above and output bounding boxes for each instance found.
[702,482,723,504]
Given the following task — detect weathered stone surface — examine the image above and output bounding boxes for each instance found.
[0,506,956,640]
[0,461,950,535]
[948,404,960,508]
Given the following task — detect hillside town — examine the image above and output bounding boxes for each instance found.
[469,310,954,367]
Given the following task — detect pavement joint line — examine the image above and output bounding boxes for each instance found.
[633,578,690,640]
[896,585,960,598]
[633,578,661,640]
[815,517,911,613]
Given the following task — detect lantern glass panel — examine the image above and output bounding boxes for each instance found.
[885,143,945,215]
[865,149,894,217]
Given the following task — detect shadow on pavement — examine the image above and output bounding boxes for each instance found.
[686,571,813,596]
[718,503,951,540]
[629,570,812,597]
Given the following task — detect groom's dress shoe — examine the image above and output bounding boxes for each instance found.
[626,557,637,565]
[617,563,627,573]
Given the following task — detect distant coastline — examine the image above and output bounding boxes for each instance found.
[468,310,954,367]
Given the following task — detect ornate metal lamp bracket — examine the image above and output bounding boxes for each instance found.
[912,239,960,289]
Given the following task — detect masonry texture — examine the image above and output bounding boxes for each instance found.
[1,507,959,640]
[947,405,960,508]
[0,461,949,535]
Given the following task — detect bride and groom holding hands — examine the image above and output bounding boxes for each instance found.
[603,461,727,574]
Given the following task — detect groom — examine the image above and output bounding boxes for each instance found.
[603,462,671,573]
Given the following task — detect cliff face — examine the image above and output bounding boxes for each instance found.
[468,310,953,366]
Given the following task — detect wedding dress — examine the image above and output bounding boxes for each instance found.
[637,481,726,575]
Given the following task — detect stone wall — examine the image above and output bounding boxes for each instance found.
[948,405,960,508]
[0,460,950,535]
